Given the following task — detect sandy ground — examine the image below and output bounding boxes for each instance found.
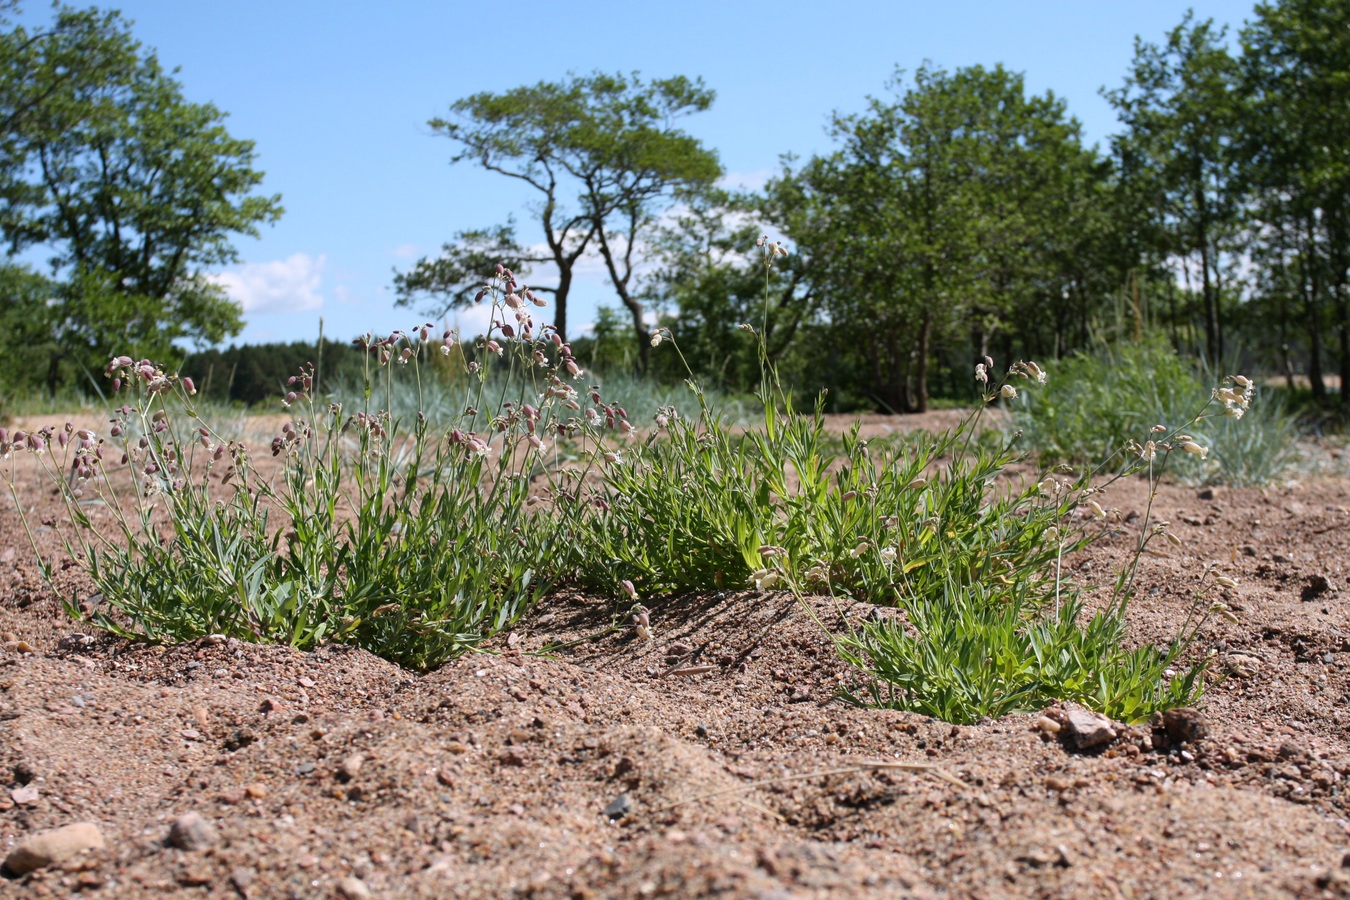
[1,411,1350,897]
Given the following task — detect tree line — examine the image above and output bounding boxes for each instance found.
[398,0,1350,412]
[4,1,1349,413]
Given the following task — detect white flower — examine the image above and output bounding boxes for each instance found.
[878,546,898,564]
[975,363,988,384]
[1025,361,1047,384]
[1000,384,1018,400]
[751,568,780,590]
[848,541,869,559]
[603,450,622,465]
[1140,440,1157,461]
[1181,441,1209,459]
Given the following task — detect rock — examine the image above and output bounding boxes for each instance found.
[224,727,255,751]
[13,760,35,785]
[1159,708,1208,745]
[1302,574,1332,602]
[10,785,38,805]
[1032,716,1061,734]
[336,876,372,899]
[3,822,105,875]
[604,793,631,819]
[168,812,218,851]
[1062,705,1117,750]
[337,754,364,783]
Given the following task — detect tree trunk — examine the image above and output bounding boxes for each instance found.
[913,312,933,414]
[625,299,649,374]
[553,266,572,343]
[46,350,62,399]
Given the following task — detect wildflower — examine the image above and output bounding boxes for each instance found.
[439,344,452,356]
[466,437,490,458]
[1088,500,1105,519]
[655,413,669,429]
[486,340,502,356]
[565,359,580,377]
[650,331,663,348]
[1224,406,1245,419]
[1000,384,1018,400]
[1180,441,1209,459]
[848,541,868,559]
[621,579,638,601]
[1231,375,1251,388]
[181,376,197,395]
[751,568,780,590]
[975,363,988,384]
[1140,441,1157,462]
[1025,361,1046,384]
[603,450,622,465]
[879,546,898,564]
[1215,576,1238,588]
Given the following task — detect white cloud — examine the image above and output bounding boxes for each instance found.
[391,243,421,261]
[210,253,326,315]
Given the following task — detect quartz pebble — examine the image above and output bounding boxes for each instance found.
[3,821,105,875]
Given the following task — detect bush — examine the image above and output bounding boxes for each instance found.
[1015,338,1300,486]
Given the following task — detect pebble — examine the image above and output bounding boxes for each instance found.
[1159,708,1208,745]
[1033,716,1061,734]
[168,812,219,851]
[2,821,105,875]
[335,876,372,899]
[337,754,364,782]
[604,793,631,819]
[10,785,38,805]
[1063,706,1117,750]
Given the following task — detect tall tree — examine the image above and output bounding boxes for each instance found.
[1,5,282,392]
[787,65,1099,412]
[1106,14,1243,365]
[402,72,721,369]
[1240,0,1350,408]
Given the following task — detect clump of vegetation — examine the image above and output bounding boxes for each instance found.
[4,244,1255,723]
[1014,339,1299,486]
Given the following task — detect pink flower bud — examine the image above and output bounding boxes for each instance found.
[181,377,197,395]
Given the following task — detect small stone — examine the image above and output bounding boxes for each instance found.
[230,867,256,892]
[335,876,372,899]
[1063,705,1116,750]
[2,822,105,875]
[244,782,267,799]
[168,812,218,851]
[224,728,255,751]
[1033,716,1061,734]
[295,761,316,776]
[10,785,38,805]
[1160,708,1208,745]
[1045,776,1071,792]
[337,754,364,783]
[604,793,631,819]
[13,760,36,785]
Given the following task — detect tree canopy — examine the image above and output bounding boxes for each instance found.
[1,4,281,394]
[397,71,720,369]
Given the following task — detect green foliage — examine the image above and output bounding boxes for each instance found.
[840,588,1205,724]
[1,5,281,393]
[405,71,721,359]
[1015,339,1300,486]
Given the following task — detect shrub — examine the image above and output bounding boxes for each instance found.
[1015,338,1299,486]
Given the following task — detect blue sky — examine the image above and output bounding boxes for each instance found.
[17,0,1257,346]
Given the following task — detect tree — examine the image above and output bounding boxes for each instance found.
[785,65,1100,412]
[1,5,282,392]
[1105,14,1244,365]
[402,71,721,370]
[1240,0,1350,408]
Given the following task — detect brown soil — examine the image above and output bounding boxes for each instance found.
[3,413,1350,898]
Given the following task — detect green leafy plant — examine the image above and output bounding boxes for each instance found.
[0,269,612,671]
[1015,338,1299,486]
